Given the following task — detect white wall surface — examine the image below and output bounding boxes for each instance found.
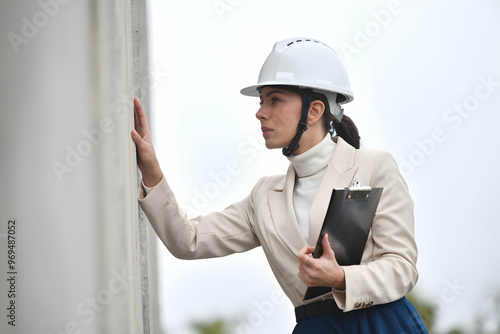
[0,1,159,333]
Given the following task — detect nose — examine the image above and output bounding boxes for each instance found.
[256,105,268,121]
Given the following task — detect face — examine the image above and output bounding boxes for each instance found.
[256,87,303,150]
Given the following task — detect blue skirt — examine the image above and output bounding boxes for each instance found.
[292,297,428,334]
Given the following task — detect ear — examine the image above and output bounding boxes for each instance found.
[308,100,325,125]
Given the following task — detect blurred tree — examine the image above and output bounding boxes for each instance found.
[472,287,500,334]
[491,289,500,334]
[406,292,437,331]
[474,312,487,334]
[192,320,231,334]
[446,329,466,334]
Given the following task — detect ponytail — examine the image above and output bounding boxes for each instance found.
[331,114,360,149]
[313,92,361,149]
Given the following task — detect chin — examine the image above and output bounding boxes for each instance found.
[264,140,279,150]
[264,142,274,149]
[264,138,289,151]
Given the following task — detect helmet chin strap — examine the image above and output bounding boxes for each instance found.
[282,88,313,157]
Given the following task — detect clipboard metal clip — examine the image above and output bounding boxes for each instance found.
[350,180,371,191]
[347,180,372,199]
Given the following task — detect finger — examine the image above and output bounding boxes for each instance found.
[298,246,315,263]
[133,98,141,130]
[131,130,150,155]
[297,245,308,260]
[321,233,334,257]
[298,266,315,287]
[134,98,149,133]
[300,254,310,267]
[298,262,308,277]
[298,268,307,283]
[297,252,308,265]
[131,129,143,146]
[305,254,314,267]
[305,245,315,254]
[134,99,138,130]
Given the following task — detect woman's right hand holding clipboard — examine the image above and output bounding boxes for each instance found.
[297,233,346,291]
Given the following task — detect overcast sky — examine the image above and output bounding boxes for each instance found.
[146,1,500,332]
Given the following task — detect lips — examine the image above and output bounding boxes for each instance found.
[261,126,273,137]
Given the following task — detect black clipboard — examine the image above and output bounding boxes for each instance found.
[303,186,383,301]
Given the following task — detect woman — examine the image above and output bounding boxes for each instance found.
[131,37,428,333]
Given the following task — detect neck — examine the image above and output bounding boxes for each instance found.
[287,134,336,177]
[293,128,328,155]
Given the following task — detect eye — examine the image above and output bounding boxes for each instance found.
[259,95,281,106]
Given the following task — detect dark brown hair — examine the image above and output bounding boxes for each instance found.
[313,92,361,149]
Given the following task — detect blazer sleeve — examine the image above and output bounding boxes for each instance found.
[138,177,261,260]
[332,150,419,312]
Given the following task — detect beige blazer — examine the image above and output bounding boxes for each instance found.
[138,137,418,312]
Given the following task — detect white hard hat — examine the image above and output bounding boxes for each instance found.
[240,37,354,105]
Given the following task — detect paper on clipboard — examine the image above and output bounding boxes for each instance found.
[303,186,383,301]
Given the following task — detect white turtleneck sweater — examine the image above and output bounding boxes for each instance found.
[287,134,336,242]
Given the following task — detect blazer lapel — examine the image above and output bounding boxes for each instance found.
[307,138,359,245]
[268,164,307,255]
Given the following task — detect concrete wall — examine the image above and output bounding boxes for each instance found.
[0,1,160,333]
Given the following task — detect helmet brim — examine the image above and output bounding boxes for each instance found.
[240,84,261,97]
[240,82,354,104]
